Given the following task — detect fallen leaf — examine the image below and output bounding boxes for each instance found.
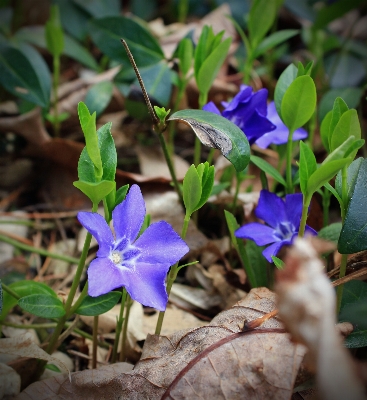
[16,288,306,399]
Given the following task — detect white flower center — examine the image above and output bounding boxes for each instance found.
[111,251,122,264]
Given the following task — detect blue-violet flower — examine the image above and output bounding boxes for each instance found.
[254,101,308,149]
[203,84,275,144]
[235,190,317,262]
[77,184,189,311]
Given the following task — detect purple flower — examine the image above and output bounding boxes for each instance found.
[77,185,189,311]
[235,190,317,262]
[203,85,276,144]
[254,101,308,149]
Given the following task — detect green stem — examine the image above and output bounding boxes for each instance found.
[230,173,241,213]
[119,294,132,362]
[156,129,183,204]
[155,214,190,335]
[194,92,208,166]
[322,189,331,228]
[111,288,127,363]
[298,196,311,237]
[46,203,98,355]
[206,148,216,165]
[286,128,295,194]
[1,282,21,300]
[53,55,60,137]
[168,82,187,155]
[0,234,80,264]
[69,282,88,315]
[178,0,188,23]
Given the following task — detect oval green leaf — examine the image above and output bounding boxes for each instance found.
[281,75,317,132]
[299,141,317,195]
[1,280,56,320]
[169,110,250,172]
[338,158,367,254]
[182,165,202,215]
[330,109,361,152]
[73,180,115,205]
[274,63,297,117]
[74,291,121,316]
[18,294,65,318]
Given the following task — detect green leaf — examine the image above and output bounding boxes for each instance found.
[274,63,297,117]
[319,87,363,122]
[253,29,299,58]
[168,109,250,172]
[299,141,317,195]
[196,164,215,210]
[322,135,355,165]
[250,155,286,186]
[248,0,277,50]
[194,26,211,82]
[335,157,363,204]
[18,294,65,318]
[1,280,56,320]
[45,5,64,57]
[307,158,350,197]
[271,256,284,269]
[339,280,367,348]
[320,110,332,153]
[224,210,258,287]
[182,165,202,215]
[74,292,121,316]
[73,180,115,205]
[245,241,268,287]
[0,43,50,107]
[281,75,316,132]
[84,81,113,117]
[338,158,367,254]
[330,109,361,152]
[318,222,342,244]
[15,26,99,70]
[78,122,116,183]
[89,16,164,67]
[329,97,349,146]
[197,37,231,96]
[178,38,193,77]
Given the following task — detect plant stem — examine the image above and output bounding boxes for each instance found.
[285,129,295,194]
[53,55,61,137]
[298,197,311,237]
[0,234,80,264]
[119,294,132,362]
[194,92,208,166]
[69,282,88,315]
[46,203,97,355]
[168,82,186,155]
[231,172,241,213]
[111,288,127,363]
[1,282,21,300]
[178,0,188,23]
[155,215,190,335]
[92,316,98,369]
[322,189,331,227]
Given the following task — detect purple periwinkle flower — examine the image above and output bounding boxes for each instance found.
[77,185,189,311]
[235,190,317,262]
[254,101,308,149]
[203,85,276,144]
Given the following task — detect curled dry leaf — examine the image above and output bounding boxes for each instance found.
[276,237,366,400]
[16,288,306,400]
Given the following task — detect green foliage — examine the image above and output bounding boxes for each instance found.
[182,162,214,216]
[248,0,277,50]
[335,157,363,207]
[250,155,286,187]
[84,81,114,117]
[274,63,297,117]
[280,75,317,132]
[1,280,56,321]
[74,292,121,316]
[18,294,65,318]
[178,38,193,77]
[168,109,250,172]
[45,5,64,57]
[318,222,342,244]
[299,141,317,195]
[252,29,299,58]
[271,256,284,269]
[194,26,232,97]
[73,180,115,205]
[338,158,367,254]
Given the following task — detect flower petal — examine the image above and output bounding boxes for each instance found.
[77,212,114,257]
[87,257,124,296]
[235,222,278,246]
[202,101,221,115]
[284,193,303,230]
[249,88,269,116]
[113,184,145,243]
[243,111,276,144]
[262,241,287,262]
[255,190,287,229]
[222,85,252,111]
[135,221,189,265]
[121,262,170,311]
[304,225,318,236]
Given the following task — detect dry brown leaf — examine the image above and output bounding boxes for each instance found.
[276,237,366,400]
[0,333,70,375]
[16,288,305,399]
